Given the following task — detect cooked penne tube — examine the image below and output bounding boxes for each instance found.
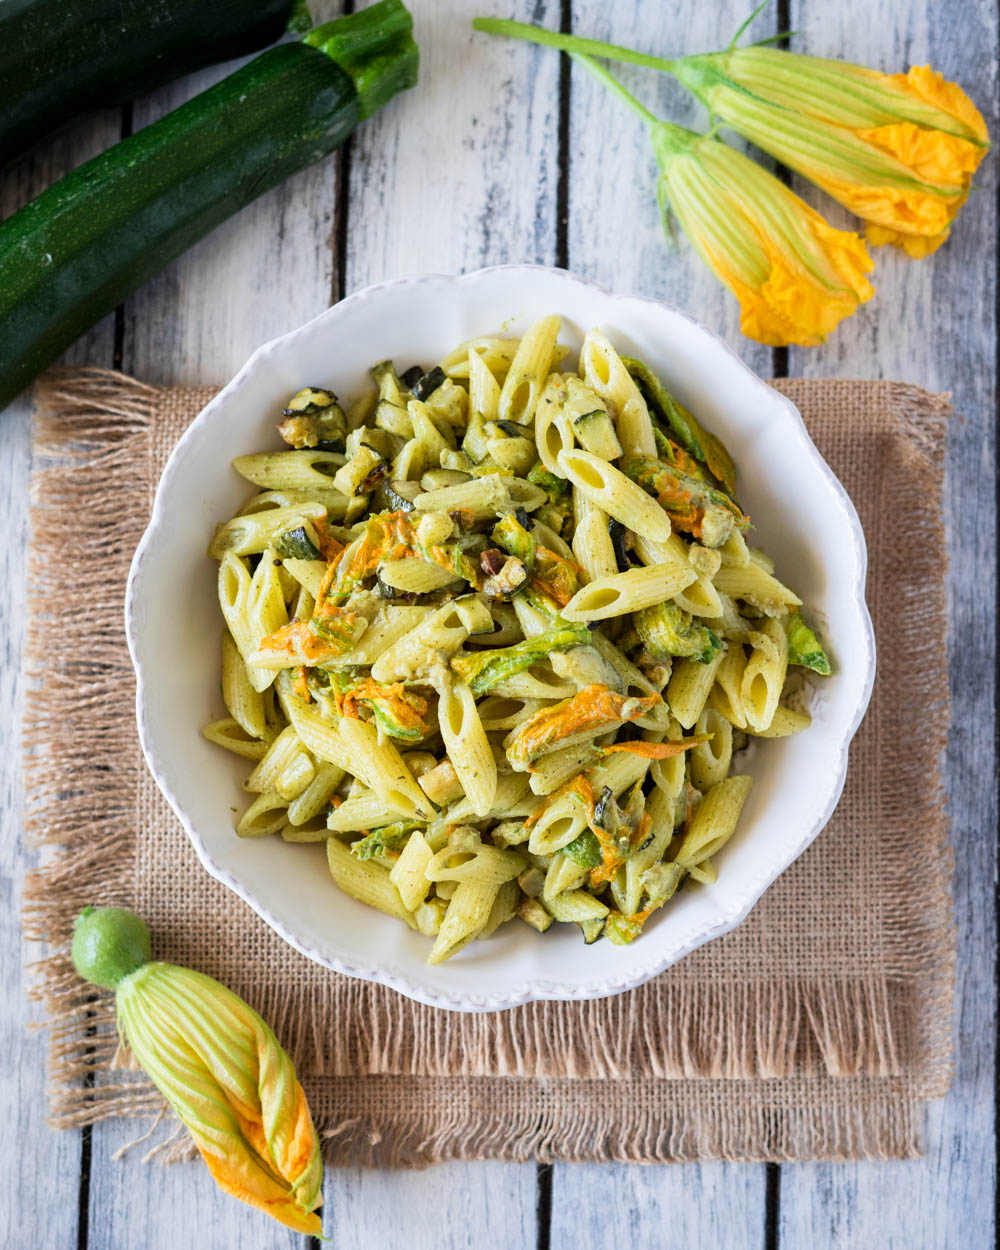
[371,597,488,683]
[326,837,416,928]
[571,496,619,583]
[444,773,536,822]
[541,854,589,901]
[412,474,510,516]
[675,775,753,870]
[745,706,811,738]
[389,830,434,912]
[377,557,460,594]
[236,789,289,838]
[741,617,789,733]
[558,448,672,544]
[337,717,434,821]
[578,329,656,457]
[287,761,344,826]
[202,718,269,761]
[467,348,502,421]
[710,644,749,728]
[428,881,499,964]
[221,631,266,739]
[325,789,396,832]
[535,376,576,477]
[562,563,697,622]
[690,708,733,791]
[208,501,329,559]
[232,450,347,493]
[498,314,560,425]
[667,648,728,729]
[713,563,802,614]
[437,679,498,818]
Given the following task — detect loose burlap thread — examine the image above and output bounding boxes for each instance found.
[22,370,955,1164]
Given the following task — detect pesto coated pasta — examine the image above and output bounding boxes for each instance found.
[204,317,831,962]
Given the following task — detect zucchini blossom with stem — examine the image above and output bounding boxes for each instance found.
[473,10,989,257]
[573,53,875,347]
[669,48,990,258]
[71,906,323,1236]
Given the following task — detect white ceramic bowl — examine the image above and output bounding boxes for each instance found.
[126,265,875,1012]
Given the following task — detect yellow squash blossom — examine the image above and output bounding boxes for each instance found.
[472,15,989,257]
[571,54,873,347]
[72,906,323,1236]
[657,128,875,344]
[670,48,989,256]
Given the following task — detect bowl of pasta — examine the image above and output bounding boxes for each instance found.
[126,264,875,1011]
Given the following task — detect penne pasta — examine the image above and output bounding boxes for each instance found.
[579,329,657,457]
[667,648,728,729]
[534,375,576,477]
[337,717,434,821]
[562,563,697,622]
[221,631,266,739]
[437,679,498,818]
[558,448,672,544]
[498,314,560,425]
[326,837,416,928]
[741,617,790,732]
[389,830,434,912]
[571,493,619,583]
[690,707,734,791]
[675,775,754,871]
[467,348,502,421]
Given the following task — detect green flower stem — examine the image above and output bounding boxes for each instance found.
[472,16,675,74]
[569,52,656,124]
[570,53,696,157]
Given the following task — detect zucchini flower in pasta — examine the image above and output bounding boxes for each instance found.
[669,48,990,257]
[71,907,323,1236]
[574,54,874,347]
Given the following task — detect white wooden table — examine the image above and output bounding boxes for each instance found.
[2,2,996,1246]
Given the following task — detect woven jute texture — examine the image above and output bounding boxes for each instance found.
[23,369,955,1165]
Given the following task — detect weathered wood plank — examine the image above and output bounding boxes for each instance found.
[345,0,564,286]
[550,1162,767,1250]
[1,113,124,1250]
[563,1,773,378]
[330,5,561,1238]
[780,0,997,1245]
[0,403,87,1250]
[324,1163,538,1249]
[87,1119,302,1250]
[555,2,775,1238]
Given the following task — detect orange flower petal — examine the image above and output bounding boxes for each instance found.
[889,65,990,143]
[599,735,711,760]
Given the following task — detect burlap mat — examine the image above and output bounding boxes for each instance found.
[23,370,955,1164]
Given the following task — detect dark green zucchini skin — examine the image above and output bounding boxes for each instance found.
[0,0,297,170]
[0,31,415,413]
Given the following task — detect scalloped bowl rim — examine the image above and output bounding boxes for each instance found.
[125,264,875,1013]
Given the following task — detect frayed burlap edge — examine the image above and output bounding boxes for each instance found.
[21,369,955,1165]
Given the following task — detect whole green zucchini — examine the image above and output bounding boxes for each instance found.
[0,0,303,171]
[0,0,418,414]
